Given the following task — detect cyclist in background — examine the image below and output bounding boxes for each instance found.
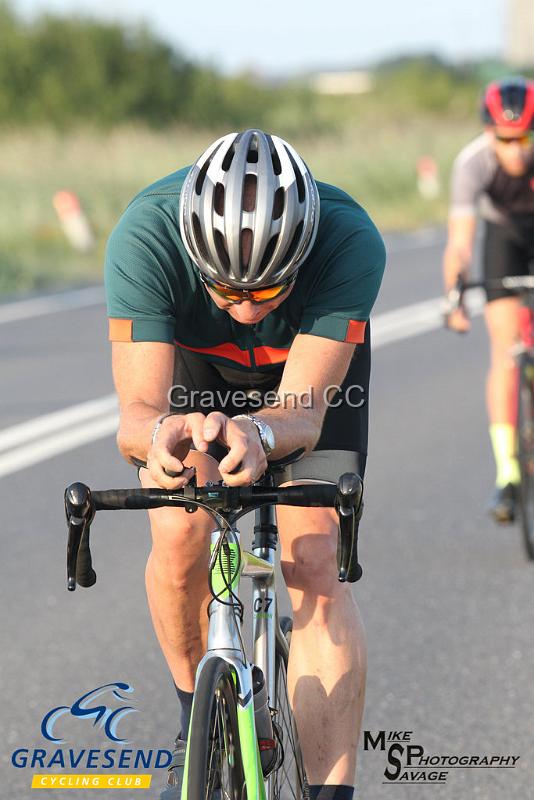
[444,77,534,522]
[105,130,385,800]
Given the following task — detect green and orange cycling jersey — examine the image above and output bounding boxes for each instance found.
[105,167,386,373]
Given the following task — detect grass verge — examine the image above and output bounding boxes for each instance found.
[0,121,478,295]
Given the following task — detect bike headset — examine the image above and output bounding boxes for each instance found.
[481,76,534,130]
[179,129,320,290]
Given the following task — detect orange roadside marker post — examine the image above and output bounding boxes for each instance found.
[53,190,95,253]
[416,156,440,200]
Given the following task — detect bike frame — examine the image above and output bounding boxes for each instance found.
[182,502,287,800]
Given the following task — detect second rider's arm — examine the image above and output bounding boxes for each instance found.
[443,214,477,332]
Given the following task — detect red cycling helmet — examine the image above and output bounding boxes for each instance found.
[481,77,534,130]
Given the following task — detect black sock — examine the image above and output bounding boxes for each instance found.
[174,684,194,741]
[309,786,354,800]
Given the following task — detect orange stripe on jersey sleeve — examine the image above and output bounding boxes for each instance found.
[344,320,366,344]
[109,318,133,342]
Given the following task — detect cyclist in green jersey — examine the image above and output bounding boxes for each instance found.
[105,130,385,800]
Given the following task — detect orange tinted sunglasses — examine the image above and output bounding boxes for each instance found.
[200,274,296,304]
[495,133,534,147]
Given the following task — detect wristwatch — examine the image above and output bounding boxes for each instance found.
[233,414,275,456]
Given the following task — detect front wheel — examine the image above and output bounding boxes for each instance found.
[272,616,307,800]
[517,353,534,559]
[186,657,246,800]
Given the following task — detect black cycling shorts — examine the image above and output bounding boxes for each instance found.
[483,221,534,302]
[167,324,371,483]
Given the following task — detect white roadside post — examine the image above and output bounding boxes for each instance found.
[416,156,441,200]
[53,190,95,253]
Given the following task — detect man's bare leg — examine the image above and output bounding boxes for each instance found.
[142,451,221,692]
[277,502,366,788]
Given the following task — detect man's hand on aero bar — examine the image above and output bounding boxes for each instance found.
[147,411,267,489]
[147,412,208,489]
[204,412,267,487]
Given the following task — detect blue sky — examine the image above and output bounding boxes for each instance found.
[15,0,505,75]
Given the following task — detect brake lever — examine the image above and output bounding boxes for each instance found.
[65,482,96,591]
[335,472,364,583]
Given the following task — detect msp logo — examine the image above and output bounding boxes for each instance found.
[41,682,137,744]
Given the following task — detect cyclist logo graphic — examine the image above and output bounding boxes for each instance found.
[41,682,138,744]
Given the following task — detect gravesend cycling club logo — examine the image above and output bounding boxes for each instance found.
[364,729,520,785]
[11,681,172,790]
[41,682,137,744]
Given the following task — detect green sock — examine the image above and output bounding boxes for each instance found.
[489,423,520,487]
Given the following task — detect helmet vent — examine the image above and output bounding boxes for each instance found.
[192,213,210,264]
[273,187,285,220]
[247,146,259,163]
[214,183,225,215]
[243,175,257,211]
[287,150,305,202]
[195,160,210,195]
[241,229,253,269]
[221,147,235,171]
[282,221,304,266]
[214,230,231,270]
[270,147,282,176]
[259,235,279,271]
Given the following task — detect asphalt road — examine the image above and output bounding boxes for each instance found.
[1,228,533,800]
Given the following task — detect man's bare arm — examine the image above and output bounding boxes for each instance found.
[112,341,176,462]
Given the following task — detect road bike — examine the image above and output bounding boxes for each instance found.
[64,453,363,800]
[449,275,534,559]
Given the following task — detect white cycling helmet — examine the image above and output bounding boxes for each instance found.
[179,129,320,289]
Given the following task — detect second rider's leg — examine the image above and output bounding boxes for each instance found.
[482,222,527,521]
[484,297,521,518]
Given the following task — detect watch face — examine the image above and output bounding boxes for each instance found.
[262,423,275,453]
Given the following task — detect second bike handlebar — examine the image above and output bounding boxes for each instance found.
[446,274,534,317]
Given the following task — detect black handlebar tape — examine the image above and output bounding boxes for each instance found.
[76,525,97,588]
[251,484,337,507]
[66,516,84,591]
[92,488,194,510]
[336,473,364,583]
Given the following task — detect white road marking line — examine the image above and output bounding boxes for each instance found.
[373,289,485,348]
[0,414,119,479]
[0,395,118,453]
[0,289,486,478]
[0,286,105,325]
